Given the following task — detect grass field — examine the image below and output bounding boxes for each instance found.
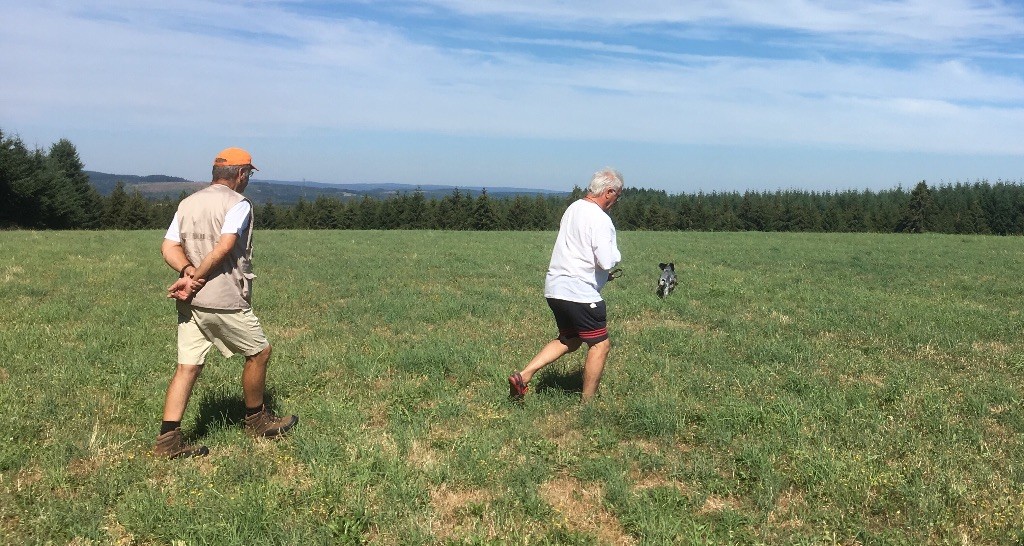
[1,229,1023,545]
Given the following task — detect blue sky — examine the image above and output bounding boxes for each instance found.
[2,1,1022,193]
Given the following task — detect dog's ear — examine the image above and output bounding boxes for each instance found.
[668,262,674,270]
[659,263,668,270]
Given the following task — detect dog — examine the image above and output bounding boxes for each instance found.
[656,262,677,299]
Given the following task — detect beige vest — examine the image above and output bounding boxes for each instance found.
[177,184,254,310]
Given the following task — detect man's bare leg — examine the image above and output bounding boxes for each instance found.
[581,339,610,402]
[242,345,272,409]
[519,337,582,384]
[162,364,204,421]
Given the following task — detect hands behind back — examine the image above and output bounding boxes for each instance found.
[167,275,205,302]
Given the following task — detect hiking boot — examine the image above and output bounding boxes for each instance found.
[244,406,298,438]
[154,428,209,459]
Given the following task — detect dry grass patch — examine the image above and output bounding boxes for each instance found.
[361,429,399,460]
[766,488,809,532]
[972,341,1011,355]
[621,438,692,492]
[539,476,637,545]
[537,412,583,450]
[1,265,25,283]
[428,483,496,540]
[699,494,741,515]
[12,465,44,491]
[838,373,885,388]
[406,439,442,472]
[630,469,690,494]
[101,512,135,546]
[269,454,315,492]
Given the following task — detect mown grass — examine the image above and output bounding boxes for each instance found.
[1,229,1022,545]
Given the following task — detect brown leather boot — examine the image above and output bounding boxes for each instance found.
[153,428,209,459]
[244,406,298,438]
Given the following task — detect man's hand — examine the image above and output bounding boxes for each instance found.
[167,276,205,302]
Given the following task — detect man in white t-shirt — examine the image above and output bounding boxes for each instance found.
[509,168,624,403]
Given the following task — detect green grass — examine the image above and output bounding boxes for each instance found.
[1,230,1023,545]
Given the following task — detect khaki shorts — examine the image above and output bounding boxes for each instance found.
[177,307,269,365]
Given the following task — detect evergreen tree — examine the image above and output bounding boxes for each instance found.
[531,194,553,229]
[442,189,471,230]
[49,138,102,228]
[431,194,455,230]
[401,189,427,229]
[378,197,403,229]
[291,197,314,229]
[355,195,379,229]
[315,196,342,228]
[260,201,280,229]
[28,149,79,228]
[102,182,130,228]
[471,189,500,230]
[0,131,33,227]
[898,181,932,233]
[124,189,153,229]
[150,197,177,230]
[505,195,531,230]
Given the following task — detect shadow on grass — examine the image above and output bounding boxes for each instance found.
[534,368,584,396]
[191,388,287,439]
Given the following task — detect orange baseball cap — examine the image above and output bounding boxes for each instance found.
[213,147,258,170]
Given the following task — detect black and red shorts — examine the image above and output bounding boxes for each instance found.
[546,297,608,344]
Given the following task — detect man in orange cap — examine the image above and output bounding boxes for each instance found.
[155,147,298,459]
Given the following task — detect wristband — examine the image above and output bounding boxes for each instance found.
[179,263,193,276]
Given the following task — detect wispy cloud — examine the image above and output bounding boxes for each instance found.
[414,0,1024,43]
[1,0,1021,188]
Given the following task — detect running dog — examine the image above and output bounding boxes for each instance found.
[656,262,677,299]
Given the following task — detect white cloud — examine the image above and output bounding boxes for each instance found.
[414,0,1024,42]
[1,0,1022,187]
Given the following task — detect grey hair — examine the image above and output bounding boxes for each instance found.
[212,164,253,181]
[587,168,624,196]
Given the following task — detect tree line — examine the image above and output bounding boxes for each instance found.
[3,130,1023,234]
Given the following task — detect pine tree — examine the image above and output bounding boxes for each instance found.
[0,130,33,227]
[531,194,552,229]
[102,181,130,228]
[124,189,153,229]
[49,138,102,229]
[355,195,378,229]
[898,181,932,233]
[472,189,500,230]
[505,195,530,230]
[260,201,280,229]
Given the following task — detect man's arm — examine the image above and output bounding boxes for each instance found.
[191,233,239,281]
[161,235,236,301]
[592,219,621,272]
[162,239,195,277]
[162,239,205,301]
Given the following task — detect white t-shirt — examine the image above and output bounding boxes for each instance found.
[163,200,252,242]
[544,199,621,303]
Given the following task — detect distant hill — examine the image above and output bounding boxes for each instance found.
[85,171,566,205]
[86,171,194,195]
